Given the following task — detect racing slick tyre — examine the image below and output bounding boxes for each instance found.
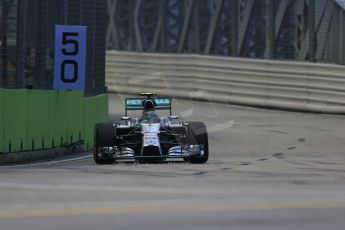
[185,121,209,164]
[94,123,116,164]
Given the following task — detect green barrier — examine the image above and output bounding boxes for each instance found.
[84,97,98,151]
[3,89,28,153]
[49,90,67,148]
[0,89,108,154]
[82,94,109,151]
[66,91,84,145]
[0,90,3,153]
[27,90,50,150]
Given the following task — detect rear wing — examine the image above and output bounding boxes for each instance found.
[125,97,172,115]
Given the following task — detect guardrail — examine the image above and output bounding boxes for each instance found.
[106,51,345,114]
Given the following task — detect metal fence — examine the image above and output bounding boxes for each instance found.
[106,0,345,65]
[0,0,107,95]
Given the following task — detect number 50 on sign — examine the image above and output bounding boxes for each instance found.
[53,25,87,90]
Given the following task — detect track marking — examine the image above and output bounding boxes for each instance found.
[0,155,92,168]
[0,201,345,218]
[0,182,235,194]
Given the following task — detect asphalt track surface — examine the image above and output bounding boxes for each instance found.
[0,93,345,230]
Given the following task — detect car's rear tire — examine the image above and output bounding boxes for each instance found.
[94,123,115,164]
[185,121,209,164]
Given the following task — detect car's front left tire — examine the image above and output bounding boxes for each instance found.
[185,121,209,164]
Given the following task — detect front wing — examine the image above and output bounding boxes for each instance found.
[102,144,205,161]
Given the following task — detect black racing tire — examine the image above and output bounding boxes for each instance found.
[94,123,116,164]
[185,121,209,164]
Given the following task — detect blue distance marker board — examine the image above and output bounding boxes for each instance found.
[53,25,87,90]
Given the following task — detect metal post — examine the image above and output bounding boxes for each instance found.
[106,0,118,50]
[133,0,142,51]
[308,0,315,62]
[128,0,135,51]
[33,0,48,89]
[204,0,224,54]
[95,0,107,94]
[16,0,28,88]
[192,0,200,53]
[265,0,274,59]
[1,0,10,86]
[150,0,164,52]
[178,0,194,53]
[92,0,96,93]
[231,0,238,56]
[159,1,166,53]
[337,9,345,65]
[237,0,255,55]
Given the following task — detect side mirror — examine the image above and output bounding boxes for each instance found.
[121,116,131,121]
[169,115,179,120]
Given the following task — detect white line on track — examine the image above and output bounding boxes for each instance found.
[0,182,222,194]
[0,155,92,168]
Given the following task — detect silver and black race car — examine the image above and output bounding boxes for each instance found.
[94,93,209,164]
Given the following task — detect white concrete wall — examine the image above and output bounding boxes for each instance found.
[106,51,345,114]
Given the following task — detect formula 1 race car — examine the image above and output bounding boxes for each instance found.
[94,93,209,164]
